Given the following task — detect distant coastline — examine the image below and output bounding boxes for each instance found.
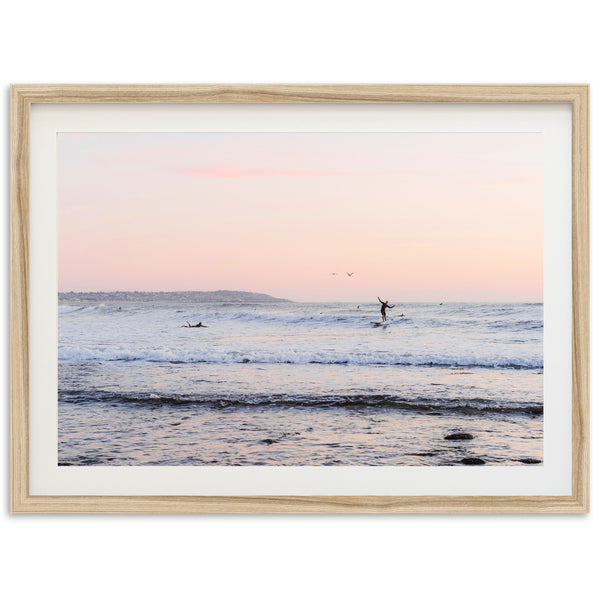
[58,290,292,303]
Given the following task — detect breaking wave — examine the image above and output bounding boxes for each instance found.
[59,389,543,416]
[58,345,542,369]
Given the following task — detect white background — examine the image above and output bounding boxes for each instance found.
[1,1,597,599]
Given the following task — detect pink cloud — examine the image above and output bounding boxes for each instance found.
[176,165,357,178]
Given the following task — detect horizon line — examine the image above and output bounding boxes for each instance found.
[58,291,542,304]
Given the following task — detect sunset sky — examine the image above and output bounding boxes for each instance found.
[57,132,543,302]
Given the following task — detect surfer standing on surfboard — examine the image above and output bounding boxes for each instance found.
[377,297,395,322]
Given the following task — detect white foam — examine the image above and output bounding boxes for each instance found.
[57,344,542,368]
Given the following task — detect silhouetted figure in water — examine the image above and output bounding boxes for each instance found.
[182,321,207,328]
[377,296,395,322]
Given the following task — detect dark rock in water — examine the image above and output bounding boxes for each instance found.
[519,458,542,464]
[461,457,486,465]
[445,433,474,440]
[261,438,278,445]
[242,358,251,363]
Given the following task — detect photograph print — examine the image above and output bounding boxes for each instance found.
[58,132,543,467]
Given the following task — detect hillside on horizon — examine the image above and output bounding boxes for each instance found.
[58,290,292,303]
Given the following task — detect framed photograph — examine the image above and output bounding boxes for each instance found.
[11,85,589,513]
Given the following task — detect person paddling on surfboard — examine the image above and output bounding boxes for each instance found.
[182,320,207,328]
[377,297,395,322]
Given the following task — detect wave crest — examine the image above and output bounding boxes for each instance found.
[59,389,543,416]
[58,345,542,369]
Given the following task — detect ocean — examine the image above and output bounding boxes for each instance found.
[58,301,543,466]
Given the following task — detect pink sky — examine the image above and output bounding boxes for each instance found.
[58,132,543,302]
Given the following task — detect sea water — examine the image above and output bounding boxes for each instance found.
[58,301,543,466]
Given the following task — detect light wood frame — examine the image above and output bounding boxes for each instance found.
[11,84,589,513]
